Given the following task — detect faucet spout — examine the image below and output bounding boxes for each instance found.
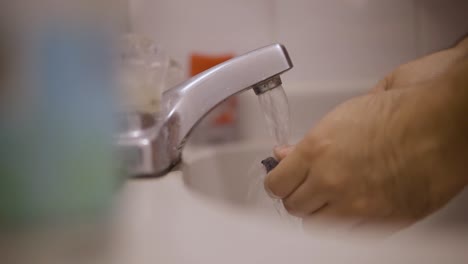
[119,44,293,177]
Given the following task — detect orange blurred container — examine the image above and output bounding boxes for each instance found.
[189,53,240,144]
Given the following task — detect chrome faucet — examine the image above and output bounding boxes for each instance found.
[118,44,293,177]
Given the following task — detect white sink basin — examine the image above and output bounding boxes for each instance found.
[183,142,286,221]
[182,82,468,230]
[182,83,366,221]
[183,142,270,205]
[114,83,468,263]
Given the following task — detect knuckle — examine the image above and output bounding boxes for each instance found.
[383,71,397,90]
[382,75,393,91]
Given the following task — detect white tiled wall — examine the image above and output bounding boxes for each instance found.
[128,0,468,141]
[274,0,417,84]
[130,0,468,87]
[129,0,274,76]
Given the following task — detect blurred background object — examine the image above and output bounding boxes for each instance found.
[189,53,241,145]
[119,34,167,115]
[118,33,183,116]
[0,20,7,87]
[0,1,125,263]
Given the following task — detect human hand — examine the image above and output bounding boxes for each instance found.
[371,38,468,92]
[265,49,468,232]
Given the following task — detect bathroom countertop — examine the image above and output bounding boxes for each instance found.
[112,169,468,264]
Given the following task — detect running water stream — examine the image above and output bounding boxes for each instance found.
[257,85,291,146]
[247,85,301,227]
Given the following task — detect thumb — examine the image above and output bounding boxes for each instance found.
[273,145,295,161]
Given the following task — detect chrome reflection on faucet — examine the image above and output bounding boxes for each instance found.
[117,44,293,177]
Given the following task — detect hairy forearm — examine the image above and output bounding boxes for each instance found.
[448,57,468,134]
[435,56,468,182]
[393,57,468,212]
[392,53,468,190]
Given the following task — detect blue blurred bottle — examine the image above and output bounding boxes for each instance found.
[0,1,122,263]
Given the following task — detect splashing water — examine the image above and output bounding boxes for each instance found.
[246,161,297,225]
[246,157,302,228]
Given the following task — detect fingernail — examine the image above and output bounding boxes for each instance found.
[274,144,290,151]
[274,145,293,159]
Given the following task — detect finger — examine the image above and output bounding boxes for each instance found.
[266,136,329,199]
[282,177,328,217]
[264,150,309,199]
[273,145,295,161]
[369,74,392,93]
